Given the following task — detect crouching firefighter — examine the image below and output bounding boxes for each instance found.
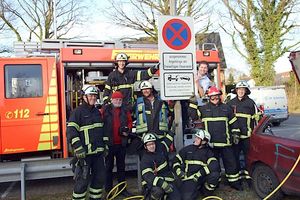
[67,85,108,200]
[188,86,243,191]
[173,129,220,200]
[141,133,182,200]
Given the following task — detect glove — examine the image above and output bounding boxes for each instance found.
[253,113,261,121]
[232,134,240,145]
[153,63,160,70]
[75,149,86,159]
[162,181,173,193]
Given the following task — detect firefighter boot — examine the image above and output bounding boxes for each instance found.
[201,187,213,197]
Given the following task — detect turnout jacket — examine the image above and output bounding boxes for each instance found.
[102,104,132,147]
[227,96,260,139]
[135,95,173,138]
[141,139,175,188]
[188,101,240,147]
[173,144,220,180]
[67,102,108,155]
[103,67,157,105]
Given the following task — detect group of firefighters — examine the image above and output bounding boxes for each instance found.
[66,53,261,200]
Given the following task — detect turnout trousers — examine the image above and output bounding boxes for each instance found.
[212,146,241,187]
[105,144,126,192]
[233,138,251,181]
[72,154,105,200]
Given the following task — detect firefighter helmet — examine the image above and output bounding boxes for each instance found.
[207,86,222,96]
[82,85,98,95]
[234,80,251,95]
[140,80,153,90]
[191,128,211,143]
[143,133,157,144]
[115,53,129,61]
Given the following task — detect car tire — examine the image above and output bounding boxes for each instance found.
[272,122,281,126]
[252,164,284,200]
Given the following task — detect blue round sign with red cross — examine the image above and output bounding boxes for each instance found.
[162,18,191,50]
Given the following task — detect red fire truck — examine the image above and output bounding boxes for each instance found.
[0,40,221,161]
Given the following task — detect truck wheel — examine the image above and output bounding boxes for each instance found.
[252,164,283,200]
[272,122,281,126]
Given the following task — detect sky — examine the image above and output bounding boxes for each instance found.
[0,0,297,75]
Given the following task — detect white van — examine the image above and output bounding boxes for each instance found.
[249,85,289,126]
[225,85,289,126]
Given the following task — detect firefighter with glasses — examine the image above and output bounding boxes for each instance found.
[67,85,108,200]
[173,129,220,199]
[135,80,174,152]
[141,133,182,200]
[103,52,159,109]
[188,86,243,191]
[227,81,261,187]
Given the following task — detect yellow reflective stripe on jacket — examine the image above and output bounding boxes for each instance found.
[174,163,181,168]
[136,71,141,81]
[68,122,80,131]
[202,117,228,122]
[228,117,237,124]
[147,68,153,76]
[79,123,103,131]
[164,177,174,182]
[236,112,252,137]
[105,84,111,90]
[236,113,251,119]
[185,160,207,166]
[203,117,230,145]
[103,96,109,101]
[157,161,168,172]
[189,103,198,109]
[115,84,133,89]
[166,134,173,142]
[153,177,161,186]
[142,168,154,175]
[161,141,169,152]
[175,154,183,164]
[71,137,80,145]
[207,157,217,165]
[103,137,109,141]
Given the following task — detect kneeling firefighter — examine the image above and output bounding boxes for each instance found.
[67,85,109,200]
[140,133,182,200]
[173,129,220,200]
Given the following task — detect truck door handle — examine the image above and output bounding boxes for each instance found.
[36,112,49,116]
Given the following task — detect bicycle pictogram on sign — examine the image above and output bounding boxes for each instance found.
[162,18,191,50]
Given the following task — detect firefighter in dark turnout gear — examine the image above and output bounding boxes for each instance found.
[188,86,243,191]
[102,91,133,197]
[227,81,261,186]
[67,85,108,200]
[141,133,182,200]
[103,52,159,108]
[135,80,174,152]
[173,129,220,200]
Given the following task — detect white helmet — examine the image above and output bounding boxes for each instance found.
[115,53,129,61]
[234,80,251,95]
[143,133,157,144]
[140,80,153,90]
[82,85,98,95]
[192,128,211,143]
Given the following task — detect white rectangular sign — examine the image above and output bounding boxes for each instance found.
[158,15,197,100]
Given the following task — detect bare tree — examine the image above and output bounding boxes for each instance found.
[0,0,88,41]
[104,0,211,42]
[221,0,300,86]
